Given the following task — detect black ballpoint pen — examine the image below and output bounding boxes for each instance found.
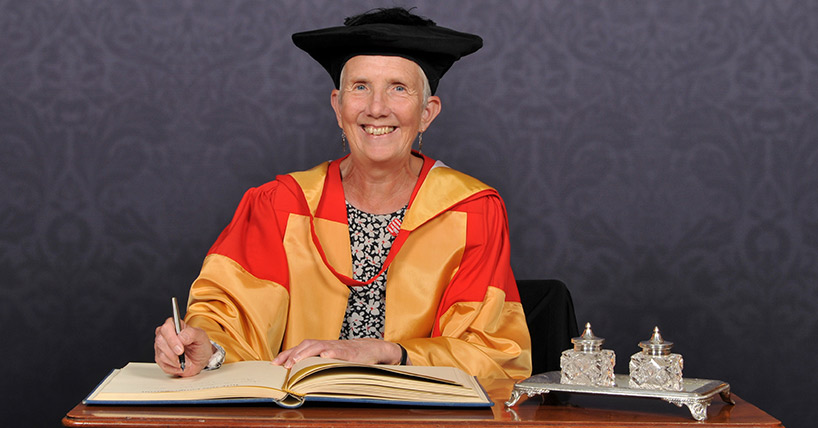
[171,297,186,371]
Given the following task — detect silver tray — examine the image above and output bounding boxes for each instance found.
[505,371,734,421]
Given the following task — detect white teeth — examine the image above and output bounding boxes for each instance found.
[364,126,395,135]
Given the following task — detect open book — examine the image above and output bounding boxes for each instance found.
[84,357,492,408]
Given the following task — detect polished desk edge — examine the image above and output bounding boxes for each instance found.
[62,378,784,428]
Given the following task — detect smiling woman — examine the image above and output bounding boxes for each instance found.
[153,7,532,383]
[331,55,441,213]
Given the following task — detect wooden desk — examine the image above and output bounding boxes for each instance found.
[63,379,784,427]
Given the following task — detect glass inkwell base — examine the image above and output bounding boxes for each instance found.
[560,322,615,387]
[628,326,683,391]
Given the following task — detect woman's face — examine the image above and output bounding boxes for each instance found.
[331,55,441,165]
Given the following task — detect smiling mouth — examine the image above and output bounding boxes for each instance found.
[363,125,396,135]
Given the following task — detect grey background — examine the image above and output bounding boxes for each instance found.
[1,1,815,427]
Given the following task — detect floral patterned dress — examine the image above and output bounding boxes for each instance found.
[339,202,407,340]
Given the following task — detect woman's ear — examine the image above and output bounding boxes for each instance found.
[330,89,343,128]
[421,95,442,130]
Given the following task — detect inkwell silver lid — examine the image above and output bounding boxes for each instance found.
[639,326,673,356]
[572,322,605,352]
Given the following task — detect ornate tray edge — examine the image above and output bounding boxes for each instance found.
[505,372,734,421]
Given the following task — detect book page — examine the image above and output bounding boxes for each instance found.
[284,357,489,404]
[89,361,289,402]
[293,373,482,399]
[287,357,472,387]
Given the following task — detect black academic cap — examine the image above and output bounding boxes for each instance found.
[291,8,483,94]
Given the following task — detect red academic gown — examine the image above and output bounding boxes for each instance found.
[185,153,532,380]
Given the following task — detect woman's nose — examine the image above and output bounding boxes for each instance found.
[366,91,390,117]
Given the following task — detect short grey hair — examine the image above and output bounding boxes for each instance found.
[338,59,431,106]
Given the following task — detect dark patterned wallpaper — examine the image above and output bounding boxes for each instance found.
[1,1,815,426]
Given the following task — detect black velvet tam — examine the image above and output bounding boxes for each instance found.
[292,8,483,94]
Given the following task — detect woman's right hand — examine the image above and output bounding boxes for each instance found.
[154,317,214,377]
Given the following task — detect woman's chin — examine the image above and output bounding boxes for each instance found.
[350,142,413,163]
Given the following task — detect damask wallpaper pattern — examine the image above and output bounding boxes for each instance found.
[1,1,816,427]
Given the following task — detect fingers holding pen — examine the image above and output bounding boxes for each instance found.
[154,318,186,375]
[163,318,186,357]
[155,315,217,378]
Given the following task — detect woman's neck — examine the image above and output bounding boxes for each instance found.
[340,154,423,214]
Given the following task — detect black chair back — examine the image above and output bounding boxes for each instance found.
[517,279,579,375]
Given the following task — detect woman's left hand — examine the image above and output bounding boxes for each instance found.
[272,338,404,368]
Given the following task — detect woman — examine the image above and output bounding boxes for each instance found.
[154,7,531,381]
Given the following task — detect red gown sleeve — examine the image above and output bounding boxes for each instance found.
[184,181,301,362]
[401,193,532,380]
